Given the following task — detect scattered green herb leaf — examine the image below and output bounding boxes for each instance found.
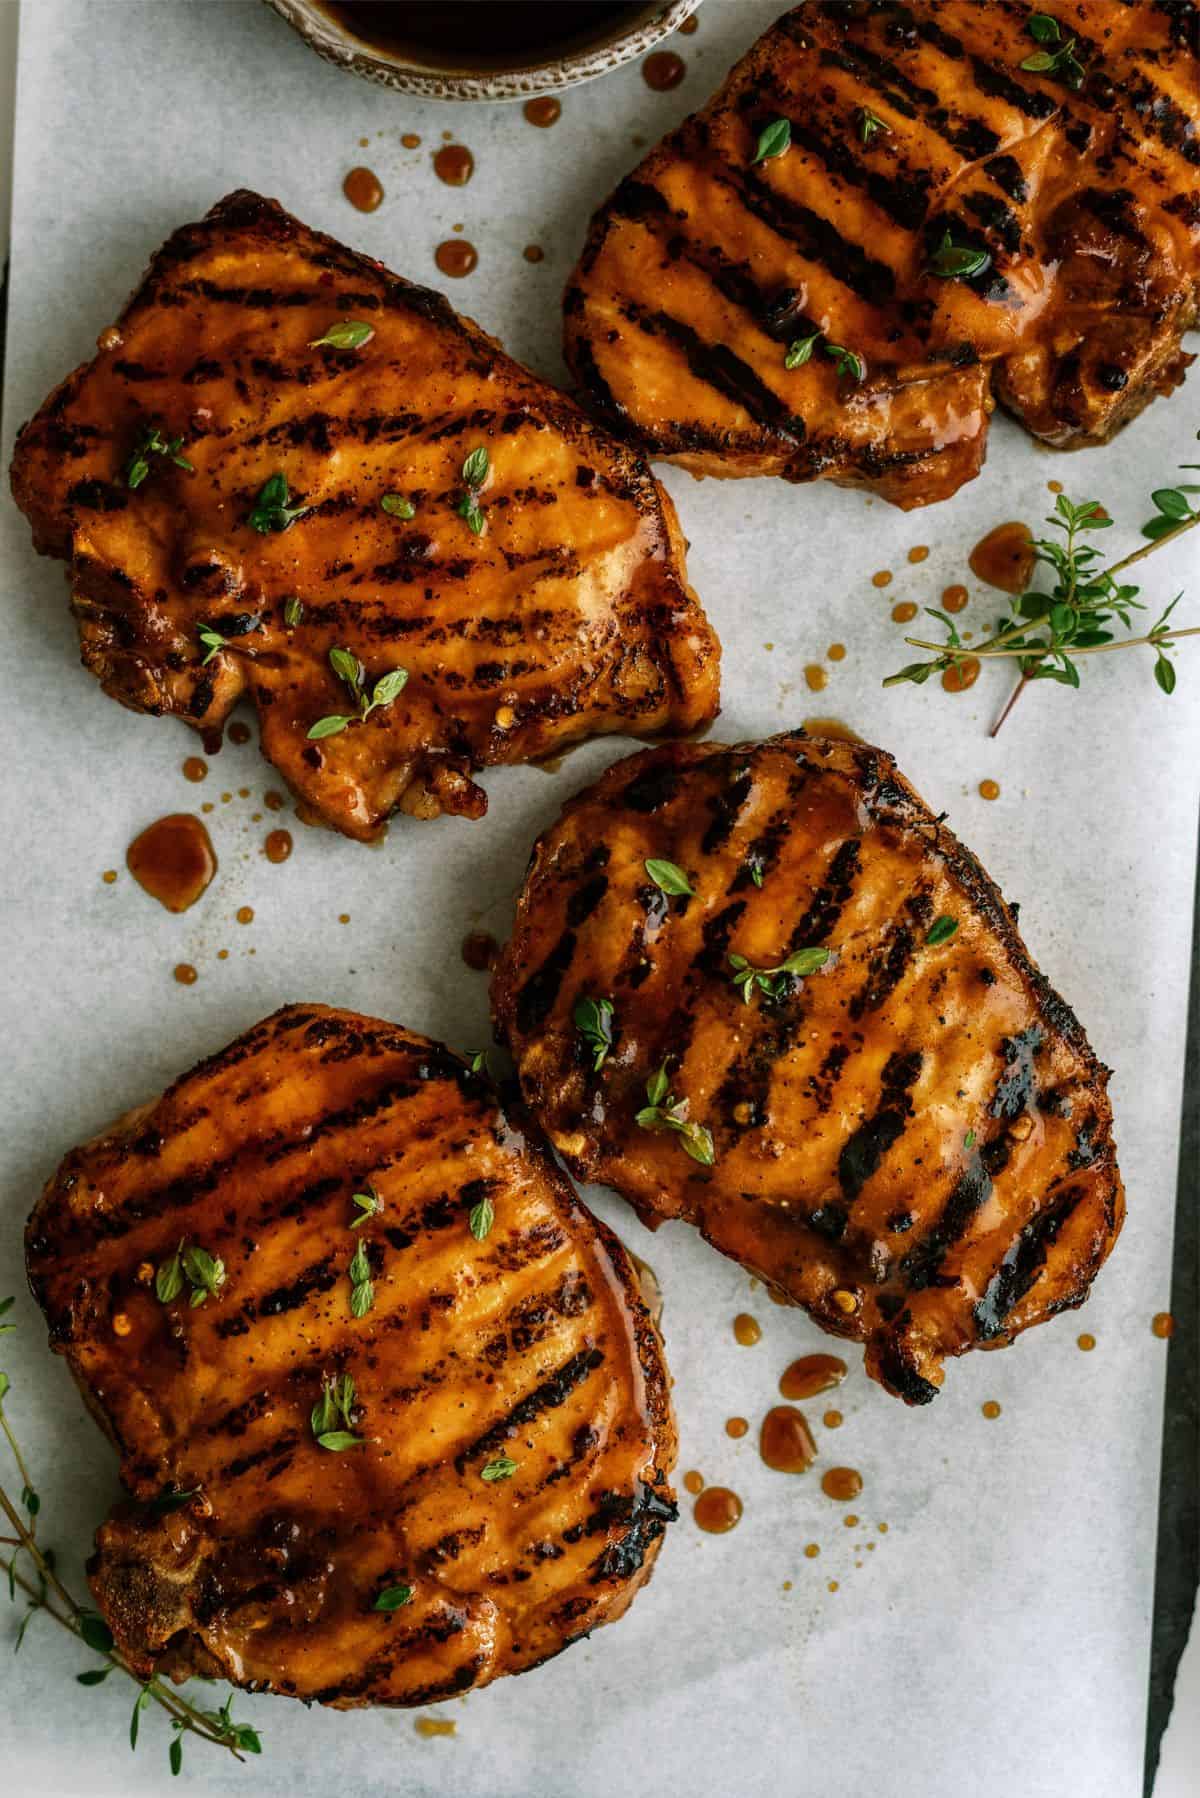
[308,645,409,740]
[1019,14,1085,88]
[926,915,958,946]
[645,858,695,897]
[181,1244,225,1308]
[634,1063,715,1166]
[311,1373,364,1450]
[381,493,416,520]
[468,1196,495,1241]
[283,597,304,627]
[373,1583,414,1612]
[824,342,865,384]
[309,319,375,350]
[751,117,791,165]
[350,1187,383,1228]
[928,229,991,281]
[573,996,616,1072]
[727,946,831,1005]
[247,471,308,534]
[348,1239,374,1318]
[857,105,890,146]
[784,332,819,370]
[126,426,193,491]
[197,624,229,666]
[480,1455,518,1482]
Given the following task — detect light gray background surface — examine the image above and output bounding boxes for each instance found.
[1,4,1198,1794]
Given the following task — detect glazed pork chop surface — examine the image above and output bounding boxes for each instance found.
[10,190,719,840]
[26,1006,676,1706]
[565,1,1200,508]
[492,733,1124,1403]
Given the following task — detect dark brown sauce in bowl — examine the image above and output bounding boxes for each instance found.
[321,3,655,71]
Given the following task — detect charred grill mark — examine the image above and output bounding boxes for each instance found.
[622,762,681,813]
[786,837,862,952]
[992,1027,1043,1118]
[900,1152,993,1292]
[738,92,932,232]
[848,890,933,1020]
[587,1481,677,1584]
[806,31,1003,159]
[456,1346,603,1470]
[635,308,803,438]
[973,1181,1091,1339]
[694,900,746,980]
[701,769,754,855]
[837,1049,923,1203]
[515,931,578,1036]
[719,167,898,311]
[874,1331,940,1405]
[217,1430,302,1485]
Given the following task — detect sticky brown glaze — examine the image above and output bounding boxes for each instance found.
[10,191,719,842]
[564,3,1200,509]
[26,1005,677,1706]
[492,732,1123,1403]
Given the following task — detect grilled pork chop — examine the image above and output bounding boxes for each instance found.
[565,2,1200,508]
[10,192,718,840]
[492,733,1123,1403]
[26,1006,676,1705]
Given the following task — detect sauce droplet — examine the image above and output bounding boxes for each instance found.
[237,905,255,925]
[264,829,293,865]
[907,544,930,564]
[871,570,893,588]
[523,243,545,263]
[182,756,208,783]
[823,1409,843,1429]
[979,779,1001,801]
[433,143,474,186]
[968,522,1035,594]
[401,132,421,149]
[343,166,384,213]
[1152,1312,1175,1339]
[804,664,828,693]
[981,1400,1002,1419]
[524,96,561,128]
[679,12,699,32]
[779,1354,848,1400]
[339,912,351,924]
[759,1405,817,1474]
[804,1542,820,1558]
[827,642,846,662]
[102,869,118,885]
[127,815,218,913]
[643,49,685,89]
[1077,1332,1096,1352]
[683,1470,704,1495]
[725,1416,748,1439]
[802,717,861,744]
[414,1718,456,1739]
[435,239,478,278]
[827,1579,840,1592]
[174,963,198,986]
[843,1513,859,1528]
[733,1312,761,1346]
[941,583,969,614]
[201,728,223,756]
[229,721,252,746]
[891,601,918,624]
[942,657,981,693]
[821,1466,863,1502]
[264,790,286,812]
[693,1487,742,1534]
[1047,479,1063,494]
[462,930,500,972]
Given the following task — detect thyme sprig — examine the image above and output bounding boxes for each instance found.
[308,646,409,739]
[635,1064,715,1166]
[728,946,830,1005]
[884,487,1200,734]
[125,425,192,491]
[0,1297,262,1774]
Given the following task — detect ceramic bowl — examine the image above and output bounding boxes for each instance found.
[265,0,702,101]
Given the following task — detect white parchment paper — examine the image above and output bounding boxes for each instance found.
[1,4,1197,1794]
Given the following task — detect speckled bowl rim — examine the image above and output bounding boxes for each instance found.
[265,0,702,100]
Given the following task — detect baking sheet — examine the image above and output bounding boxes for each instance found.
[1,3,1197,1794]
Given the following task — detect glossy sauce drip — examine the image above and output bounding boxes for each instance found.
[871,569,893,588]
[523,244,545,263]
[804,664,828,693]
[182,756,207,783]
[679,11,698,31]
[435,239,477,278]
[229,721,252,746]
[401,132,421,148]
[908,544,930,563]
[414,1717,456,1738]
[804,1542,820,1558]
[174,963,198,986]
[802,717,862,744]
[979,779,1001,801]
[524,96,562,128]
[981,1400,1002,1419]
[325,3,644,66]
[344,166,384,213]
[941,583,969,613]
[942,657,981,693]
[725,1416,748,1439]
[643,49,685,89]
[127,815,217,914]
[682,1470,704,1495]
[264,790,286,812]
[1078,1332,1096,1351]
[779,1353,848,1400]
[891,601,918,624]
[1152,1312,1175,1339]
[759,1405,816,1474]
[693,1487,742,1533]
[461,930,500,972]
[732,1312,761,1346]
[827,643,846,662]
[237,906,255,925]
[265,829,293,864]
[968,522,1035,594]
[1047,479,1063,494]
[823,1409,843,1429]
[433,144,474,185]
[102,870,117,885]
[821,1466,863,1502]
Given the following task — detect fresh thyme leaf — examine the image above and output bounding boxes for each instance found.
[964,1130,977,1149]
[824,342,865,384]
[749,862,765,887]
[181,1245,225,1305]
[316,1428,364,1452]
[307,714,352,739]
[371,667,409,707]
[79,1612,115,1655]
[351,1187,383,1227]
[573,995,616,1072]
[197,624,229,666]
[126,425,193,490]
[645,858,694,897]
[727,945,831,1004]
[349,1241,371,1285]
[1027,13,1061,43]
[1019,16,1085,89]
[309,648,408,738]
[147,1486,199,1517]
[170,1737,183,1777]
[480,1455,518,1482]
[247,471,308,534]
[462,446,490,488]
[77,1667,112,1686]
[751,117,791,165]
[645,1062,670,1108]
[373,1583,414,1612]
[928,229,991,281]
[1155,655,1177,695]
[22,1485,40,1516]
[330,646,364,688]
[349,1281,375,1319]
[456,494,485,535]
[926,915,958,946]
[131,1683,152,1750]
[635,1063,715,1166]
[309,319,375,350]
[381,493,416,519]
[784,332,819,370]
[857,105,890,146]
[467,1050,489,1074]
[0,1297,13,1318]
[468,1196,495,1241]
[283,597,304,627]
[155,1247,184,1305]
